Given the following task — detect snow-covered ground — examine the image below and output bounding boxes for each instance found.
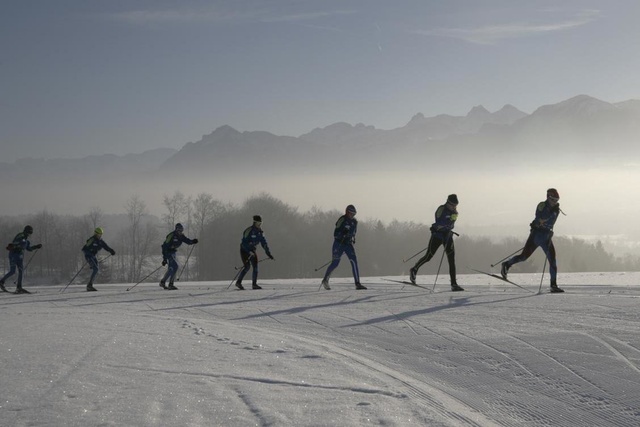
[2,272,640,426]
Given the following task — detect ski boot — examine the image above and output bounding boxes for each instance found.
[355,282,367,290]
[501,262,510,280]
[550,281,564,293]
[87,284,98,292]
[409,268,417,285]
[451,283,465,292]
[159,280,167,290]
[14,286,30,294]
[321,278,330,290]
[235,282,245,290]
[167,282,178,290]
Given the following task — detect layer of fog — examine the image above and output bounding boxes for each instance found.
[5,166,640,256]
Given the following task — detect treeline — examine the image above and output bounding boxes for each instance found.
[1,193,639,286]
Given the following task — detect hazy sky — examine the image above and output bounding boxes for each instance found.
[2,0,640,162]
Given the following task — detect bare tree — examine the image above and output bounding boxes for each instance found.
[162,191,188,230]
[189,193,227,279]
[124,195,150,282]
[86,206,104,231]
[192,193,226,236]
[29,210,58,279]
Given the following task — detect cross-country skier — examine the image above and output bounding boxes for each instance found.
[409,194,464,291]
[235,215,274,290]
[160,223,198,290]
[321,205,366,290]
[501,188,564,293]
[82,227,115,292]
[1,225,42,294]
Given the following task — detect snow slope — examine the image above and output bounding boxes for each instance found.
[1,272,640,426]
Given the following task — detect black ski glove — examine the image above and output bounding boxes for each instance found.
[32,244,42,250]
[109,249,116,255]
[192,238,199,244]
[162,259,167,266]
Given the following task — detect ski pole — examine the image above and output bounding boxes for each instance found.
[490,247,525,268]
[538,238,553,294]
[60,261,87,293]
[126,265,165,291]
[227,268,244,290]
[538,257,548,294]
[13,248,40,285]
[98,254,112,263]
[403,247,427,263]
[314,260,332,272]
[227,254,254,289]
[432,247,447,292]
[59,254,113,292]
[234,258,269,270]
[23,248,40,272]
[432,232,457,292]
[176,244,196,281]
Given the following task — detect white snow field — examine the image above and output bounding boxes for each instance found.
[1,272,640,427]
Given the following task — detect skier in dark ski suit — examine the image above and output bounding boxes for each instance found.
[409,194,464,291]
[235,215,274,290]
[501,188,564,293]
[160,223,198,290]
[82,227,115,292]
[1,225,42,293]
[321,205,366,290]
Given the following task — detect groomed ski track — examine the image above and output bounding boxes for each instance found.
[1,272,640,426]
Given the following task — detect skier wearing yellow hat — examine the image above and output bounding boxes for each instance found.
[82,227,116,291]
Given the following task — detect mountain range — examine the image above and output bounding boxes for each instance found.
[161,94,640,175]
[2,95,638,182]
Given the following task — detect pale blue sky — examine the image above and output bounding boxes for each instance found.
[2,0,639,162]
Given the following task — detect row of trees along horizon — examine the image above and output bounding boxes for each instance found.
[1,193,638,287]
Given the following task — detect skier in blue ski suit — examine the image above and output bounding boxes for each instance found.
[501,188,564,293]
[409,194,463,291]
[160,223,198,290]
[1,225,42,293]
[321,205,366,290]
[82,227,115,292]
[235,215,274,290]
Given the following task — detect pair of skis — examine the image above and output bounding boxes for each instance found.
[468,268,535,293]
[1,288,33,294]
[384,269,537,294]
[382,278,432,290]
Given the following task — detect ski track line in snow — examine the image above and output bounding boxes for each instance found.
[450,329,538,379]
[384,309,421,336]
[210,313,500,426]
[500,334,638,426]
[285,330,500,427]
[451,329,611,425]
[584,333,640,376]
[33,331,118,406]
[364,314,636,425]
[376,320,580,426]
[108,363,408,400]
[257,307,284,325]
[172,315,498,426]
[507,334,610,396]
[183,307,638,427]
[231,384,270,427]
